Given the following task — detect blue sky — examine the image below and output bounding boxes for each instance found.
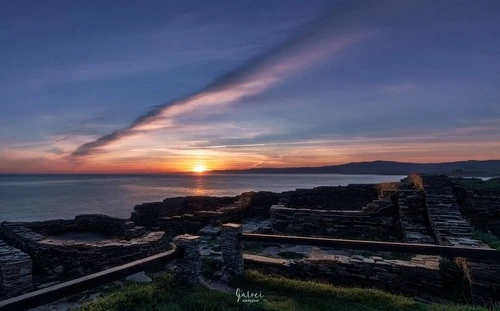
[1,0,499,173]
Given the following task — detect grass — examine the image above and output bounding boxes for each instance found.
[78,270,490,311]
[376,182,400,192]
[453,177,500,197]
[408,174,424,191]
[472,231,500,250]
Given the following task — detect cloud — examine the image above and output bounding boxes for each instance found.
[69,1,404,159]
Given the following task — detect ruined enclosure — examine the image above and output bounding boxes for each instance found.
[0,215,170,282]
[1,175,499,305]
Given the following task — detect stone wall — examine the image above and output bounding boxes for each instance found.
[397,190,436,244]
[281,184,378,210]
[238,191,281,217]
[243,253,442,298]
[422,175,500,305]
[270,204,401,240]
[11,214,147,240]
[453,186,500,236]
[131,195,239,227]
[0,241,32,298]
[173,234,202,284]
[464,196,500,235]
[132,192,280,230]
[0,218,171,280]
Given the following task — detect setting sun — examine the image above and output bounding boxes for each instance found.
[192,163,207,173]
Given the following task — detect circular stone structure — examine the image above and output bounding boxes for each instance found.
[0,214,171,279]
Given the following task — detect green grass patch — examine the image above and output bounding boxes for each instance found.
[473,231,500,250]
[78,273,260,311]
[79,271,490,311]
[453,178,500,196]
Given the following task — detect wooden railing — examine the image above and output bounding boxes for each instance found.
[0,244,181,311]
[241,233,500,261]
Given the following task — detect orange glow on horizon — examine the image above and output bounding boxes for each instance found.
[192,163,208,173]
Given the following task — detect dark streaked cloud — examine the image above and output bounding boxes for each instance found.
[68,1,402,159]
[1,1,500,173]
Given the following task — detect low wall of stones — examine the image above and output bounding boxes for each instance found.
[0,219,170,280]
[0,241,32,298]
[453,186,500,236]
[10,214,148,240]
[132,192,281,229]
[243,253,442,297]
[131,195,239,227]
[280,185,378,210]
[238,191,281,217]
[270,204,401,240]
[422,175,500,305]
[464,196,500,236]
[397,190,436,244]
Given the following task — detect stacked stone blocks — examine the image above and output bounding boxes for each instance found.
[0,241,32,298]
[221,223,244,280]
[173,234,201,284]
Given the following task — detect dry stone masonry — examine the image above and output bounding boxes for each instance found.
[172,234,202,284]
[270,203,401,241]
[0,215,171,280]
[0,241,32,298]
[398,190,436,244]
[421,175,500,304]
[453,185,500,236]
[280,185,378,210]
[221,223,244,280]
[244,253,442,297]
[1,175,499,305]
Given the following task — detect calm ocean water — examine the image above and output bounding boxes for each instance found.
[0,174,404,222]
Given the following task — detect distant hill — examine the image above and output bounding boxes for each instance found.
[208,160,500,176]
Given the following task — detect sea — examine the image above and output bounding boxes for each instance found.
[0,174,406,222]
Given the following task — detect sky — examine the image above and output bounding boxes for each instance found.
[1,0,499,173]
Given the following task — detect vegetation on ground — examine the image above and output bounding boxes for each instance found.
[376,182,400,192]
[472,231,500,250]
[78,270,491,311]
[408,174,424,191]
[453,177,500,196]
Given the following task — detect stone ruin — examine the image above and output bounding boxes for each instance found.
[0,214,170,289]
[0,241,32,298]
[131,191,280,237]
[240,175,500,304]
[0,175,499,305]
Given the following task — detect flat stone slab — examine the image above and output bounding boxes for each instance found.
[42,231,118,243]
[243,254,287,265]
[125,271,152,283]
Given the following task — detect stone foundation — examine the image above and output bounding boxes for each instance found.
[270,204,401,240]
[280,184,378,210]
[422,175,500,305]
[243,252,442,297]
[0,215,171,280]
[453,185,500,236]
[0,241,32,298]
